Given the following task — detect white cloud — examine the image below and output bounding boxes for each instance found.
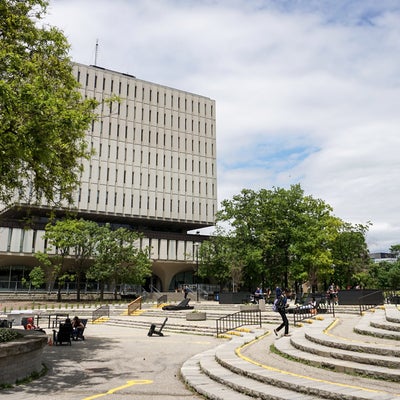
[45,0,400,251]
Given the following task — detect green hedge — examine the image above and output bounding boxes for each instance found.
[0,328,21,343]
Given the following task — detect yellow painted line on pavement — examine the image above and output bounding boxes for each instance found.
[82,379,152,400]
[235,331,400,396]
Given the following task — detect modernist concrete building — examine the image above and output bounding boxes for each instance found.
[0,63,217,292]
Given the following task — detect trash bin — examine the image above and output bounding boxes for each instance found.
[214,292,220,301]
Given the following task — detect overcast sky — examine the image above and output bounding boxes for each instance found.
[44,0,400,252]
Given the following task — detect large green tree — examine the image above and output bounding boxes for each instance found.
[35,218,98,301]
[0,0,97,205]
[50,219,99,301]
[201,184,369,295]
[87,224,152,300]
[330,222,371,289]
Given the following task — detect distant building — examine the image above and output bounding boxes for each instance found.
[370,253,397,263]
[0,63,217,292]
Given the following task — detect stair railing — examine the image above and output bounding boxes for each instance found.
[127,296,142,315]
[216,310,261,337]
[92,305,110,322]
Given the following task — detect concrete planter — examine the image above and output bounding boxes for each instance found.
[240,304,259,312]
[0,330,48,385]
[186,312,206,321]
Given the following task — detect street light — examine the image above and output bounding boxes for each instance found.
[194,241,199,302]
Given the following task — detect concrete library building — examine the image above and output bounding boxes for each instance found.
[0,63,217,295]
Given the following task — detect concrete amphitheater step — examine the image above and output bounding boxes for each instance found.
[274,320,400,382]
[104,317,218,335]
[385,304,400,323]
[304,323,400,357]
[354,308,400,340]
[182,329,320,400]
[183,324,398,400]
[288,321,400,370]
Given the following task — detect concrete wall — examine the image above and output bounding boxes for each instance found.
[0,330,48,385]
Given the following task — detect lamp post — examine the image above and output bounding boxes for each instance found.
[194,241,199,302]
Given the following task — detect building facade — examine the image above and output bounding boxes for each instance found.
[0,63,217,292]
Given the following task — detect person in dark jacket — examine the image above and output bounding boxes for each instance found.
[274,288,290,337]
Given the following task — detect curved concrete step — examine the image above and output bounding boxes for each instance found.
[213,328,397,400]
[183,330,320,400]
[290,328,400,369]
[354,310,400,340]
[181,352,254,400]
[199,348,320,400]
[385,304,400,323]
[304,328,400,357]
[274,323,400,382]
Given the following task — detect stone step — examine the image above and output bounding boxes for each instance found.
[304,327,400,358]
[385,304,400,323]
[181,352,255,400]
[183,326,397,400]
[289,322,400,369]
[103,317,217,335]
[274,319,400,382]
[199,347,320,399]
[354,309,400,340]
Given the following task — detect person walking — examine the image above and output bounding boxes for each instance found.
[274,288,290,337]
[183,285,190,299]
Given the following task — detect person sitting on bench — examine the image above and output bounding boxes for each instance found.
[72,316,85,339]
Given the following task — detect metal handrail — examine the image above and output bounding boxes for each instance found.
[127,297,142,315]
[216,310,261,337]
[358,290,383,314]
[157,294,167,306]
[292,301,335,324]
[92,305,110,322]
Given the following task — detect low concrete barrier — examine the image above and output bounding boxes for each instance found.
[0,330,48,385]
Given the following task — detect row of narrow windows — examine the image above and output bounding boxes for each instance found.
[78,189,214,217]
[91,124,215,155]
[77,69,214,117]
[5,228,199,261]
[92,102,214,136]
[90,144,215,175]
[85,166,215,195]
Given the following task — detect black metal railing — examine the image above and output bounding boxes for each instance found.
[358,290,383,314]
[216,310,262,337]
[46,313,70,329]
[157,294,167,306]
[292,301,335,324]
[92,305,110,322]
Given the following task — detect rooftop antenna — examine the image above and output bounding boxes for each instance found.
[94,39,99,66]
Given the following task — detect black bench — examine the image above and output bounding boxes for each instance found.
[162,298,194,311]
[148,317,168,337]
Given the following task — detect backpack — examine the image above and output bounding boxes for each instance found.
[273,296,284,312]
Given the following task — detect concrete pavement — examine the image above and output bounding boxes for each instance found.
[2,322,222,400]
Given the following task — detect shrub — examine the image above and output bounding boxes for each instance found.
[0,328,21,343]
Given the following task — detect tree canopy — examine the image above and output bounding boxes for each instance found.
[34,218,152,301]
[0,0,97,205]
[199,184,370,294]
